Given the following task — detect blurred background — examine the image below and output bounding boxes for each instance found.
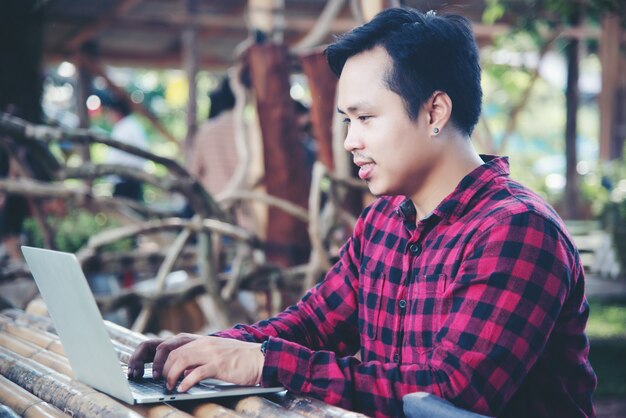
[0,0,625,416]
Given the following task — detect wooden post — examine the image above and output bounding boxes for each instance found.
[299,50,363,218]
[598,15,624,161]
[564,5,581,220]
[299,50,336,171]
[183,0,199,157]
[76,55,93,163]
[248,44,310,267]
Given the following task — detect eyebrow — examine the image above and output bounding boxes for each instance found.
[336,101,376,115]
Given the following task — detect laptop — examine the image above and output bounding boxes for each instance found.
[21,246,283,404]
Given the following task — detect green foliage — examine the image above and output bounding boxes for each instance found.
[587,299,626,398]
[589,339,626,398]
[23,208,133,253]
[587,300,626,339]
[482,0,505,24]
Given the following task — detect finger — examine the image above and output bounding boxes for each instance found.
[152,334,196,379]
[127,339,162,379]
[152,341,178,379]
[163,349,191,391]
[178,364,215,392]
[152,335,196,379]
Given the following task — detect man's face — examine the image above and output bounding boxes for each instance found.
[337,46,440,199]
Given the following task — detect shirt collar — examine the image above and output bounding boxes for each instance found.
[394,155,510,224]
[433,154,509,222]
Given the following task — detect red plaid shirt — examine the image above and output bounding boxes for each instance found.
[215,156,596,417]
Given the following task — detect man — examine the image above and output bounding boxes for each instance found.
[128,8,596,417]
[101,95,148,201]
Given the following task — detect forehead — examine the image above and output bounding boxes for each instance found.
[337,47,394,107]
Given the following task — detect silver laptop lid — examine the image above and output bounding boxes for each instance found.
[22,246,134,404]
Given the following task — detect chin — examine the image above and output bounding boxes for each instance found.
[366,182,390,197]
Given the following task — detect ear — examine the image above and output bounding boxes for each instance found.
[425,91,452,135]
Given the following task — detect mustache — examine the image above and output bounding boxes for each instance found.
[352,152,374,163]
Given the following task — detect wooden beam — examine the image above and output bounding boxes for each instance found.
[113,12,357,37]
[63,0,145,51]
[44,50,231,70]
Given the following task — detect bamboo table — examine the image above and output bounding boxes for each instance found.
[0,308,366,418]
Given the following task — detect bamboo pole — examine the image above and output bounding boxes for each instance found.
[132,404,196,418]
[0,347,143,418]
[0,376,67,418]
[0,313,196,418]
[0,315,65,356]
[0,333,73,377]
[234,396,306,418]
[103,319,148,348]
[272,392,368,418]
[0,405,20,418]
[1,311,137,361]
[192,403,245,418]
[1,309,55,332]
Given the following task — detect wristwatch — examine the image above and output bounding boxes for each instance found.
[260,340,269,356]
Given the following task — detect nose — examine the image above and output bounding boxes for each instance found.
[343,123,362,153]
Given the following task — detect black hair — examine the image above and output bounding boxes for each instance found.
[208,76,236,119]
[293,100,309,115]
[101,94,131,117]
[325,8,482,136]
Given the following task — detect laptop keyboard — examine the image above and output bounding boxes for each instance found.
[129,376,226,396]
[129,378,173,395]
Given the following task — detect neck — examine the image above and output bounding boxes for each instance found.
[410,136,483,219]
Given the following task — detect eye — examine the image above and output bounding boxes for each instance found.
[342,118,351,125]
[358,115,372,122]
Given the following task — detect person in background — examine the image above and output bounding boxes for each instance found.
[101,95,148,202]
[128,8,596,417]
[187,76,239,200]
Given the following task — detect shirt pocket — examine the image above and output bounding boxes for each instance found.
[358,269,386,341]
[407,274,447,353]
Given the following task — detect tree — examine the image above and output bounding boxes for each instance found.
[482,0,625,219]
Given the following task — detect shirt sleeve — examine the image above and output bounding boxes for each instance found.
[217,211,576,417]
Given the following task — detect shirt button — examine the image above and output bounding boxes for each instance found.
[393,353,399,362]
[398,300,407,309]
[409,243,421,255]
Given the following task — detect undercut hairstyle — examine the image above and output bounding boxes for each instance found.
[325,8,482,136]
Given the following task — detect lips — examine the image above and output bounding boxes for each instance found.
[354,160,375,180]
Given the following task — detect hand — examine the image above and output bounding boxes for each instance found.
[161,336,264,392]
[127,333,199,380]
